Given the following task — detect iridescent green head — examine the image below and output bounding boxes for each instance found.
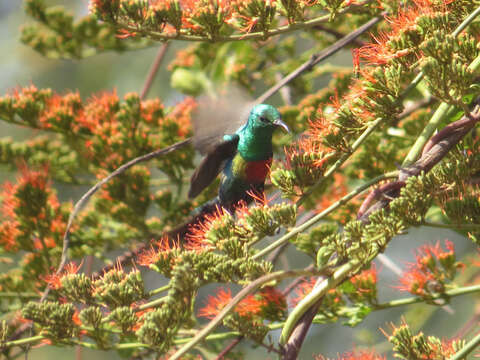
[246,104,289,133]
[237,104,289,161]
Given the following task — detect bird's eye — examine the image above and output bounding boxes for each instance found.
[259,116,269,123]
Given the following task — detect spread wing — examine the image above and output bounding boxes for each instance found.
[192,88,252,155]
[188,135,240,199]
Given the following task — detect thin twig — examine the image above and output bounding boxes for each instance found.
[214,336,244,360]
[140,42,170,100]
[275,73,292,106]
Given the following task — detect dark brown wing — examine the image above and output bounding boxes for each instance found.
[188,135,239,199]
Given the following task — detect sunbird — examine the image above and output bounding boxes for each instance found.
[91,104,289,277]
[188,103,289,212]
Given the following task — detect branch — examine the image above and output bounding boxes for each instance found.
[214,336,244,360]
[140,42,170,100]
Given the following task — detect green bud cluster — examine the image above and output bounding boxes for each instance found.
[93,269,146,308]
[56,273,95,304]
[105,306,138,334]
[420,32,480,106]
[386,321,465,359]
[224,313,269,342]
[22,301,78,342]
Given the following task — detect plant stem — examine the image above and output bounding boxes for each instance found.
[0,292,40,298]
[452,6,480,37]
[279,261,362,345]
[4,335,44,347]
[147,284,170,297]
[140,42,170,100]
[136,296,167,311]
[402,102,452,166]
[375,284,480,309]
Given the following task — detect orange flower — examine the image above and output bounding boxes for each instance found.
[137,236,179,266]
[116,29,138,39]
[185,206,229,251]
[397,241,464,297]
[43,261,82,290]
[0,220,21,251]
[80,90,119,134]
[350,265,377,293]
[198,286,286,320]
[198,287,233,319]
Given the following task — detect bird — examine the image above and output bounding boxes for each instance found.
[91,104,288,278]
[188,103,289,213]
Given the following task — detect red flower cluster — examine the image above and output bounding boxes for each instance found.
[397,240,464,297]
[136,236,180,267]
[44,262,82,290]
[185,206,231,251]
[198,286,286,321]
[348,265,378,303]
[358,0,439,66]
[1,86,194,170]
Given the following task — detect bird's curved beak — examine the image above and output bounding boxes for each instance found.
[273,118,290,133]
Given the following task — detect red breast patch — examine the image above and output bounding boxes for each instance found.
[245,158,272,182]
